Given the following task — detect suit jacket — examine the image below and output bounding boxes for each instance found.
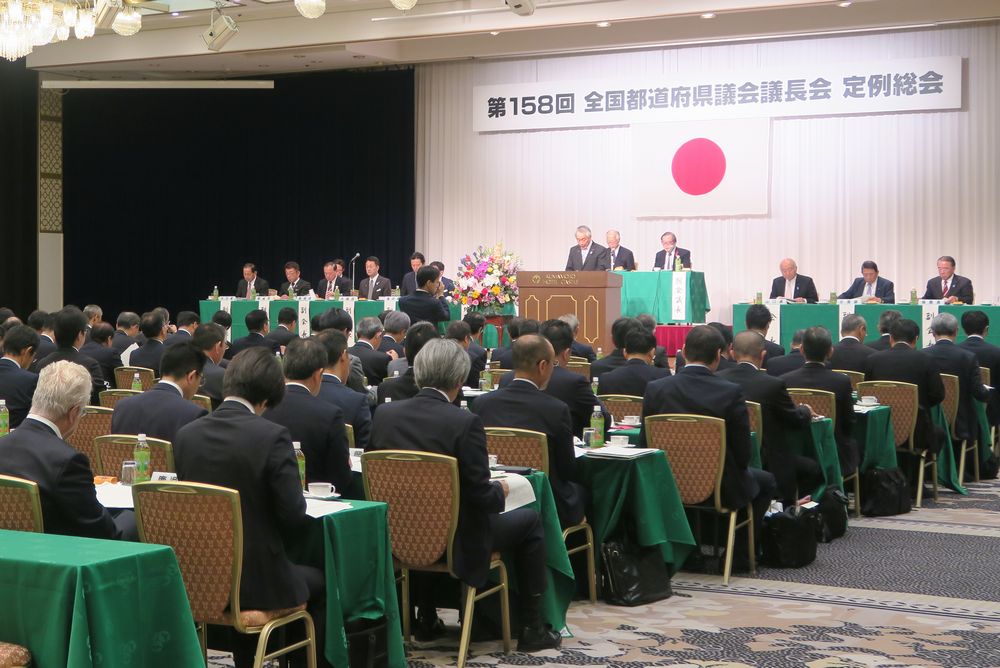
[316,276,352,298]
[111,381,207,443]
[264,384,352,492]
[279,279,312,297]
[498,366,610,438]
[839,276,895,303]
[174,401,309,610]
[565,243,610,271]
[640,365,754,509]
[111,330,138,356]
[865,343,945,452]
[266,325,296,348]
[80,341,120,388]
[163,329,194,348]
[200,359,225,409]
[441,276,456,292]
[230,332,281,357]
[236,277,269,298]
[399,290,450,326]
[492,345,514,370]
[769,274,819,303]
[36,348,108,404]
[829,337,876,373]
[376,367,419,405]
[370,389,505,588]
[34,334,57,363]
[129,339,167,377]
[400,272,418,296]
[922,340,990,441]
[0,358,38,428]
[0,418,119,539]
[466,343,487,389]
[766,349,805,377]
[675,351,738,373]
[597,358,670,397]
[590,349,626,379]
[570,340,597,363]
[960,336,1000,425]
[386,356,409,378]
[359,275,392,300]
[378,334,405,358]
[607,246,636,271]
[717,362,811,454]
[922,274,974,304]
[350,341,392,385]
[318,374,372,449]
[779,361,859,474]
[472,380,585,526]
[652,247,692,270]
[868,334,892,352]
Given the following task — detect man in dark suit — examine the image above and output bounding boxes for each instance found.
[236,262,269,298]
[636,314,670,370]
[81,323,122,387]
[264,338,353,494]
[463,311,488,358]
[112,312,140,356]
[745,304,785,368]
[719,331,822,504]
[597,329,670,397]
[565,225,610,271]
[429,261,455,292]
[27,310,56,367]
[868,309,902,351]
[379,311,408,358]
[652,231,692,270]
[923,313,991,446]
[230,309,281,357]
[350,317,394,385]
[640,325,776,552]
[111,343,208,443]
[359,256,393,300]
[316,260,352,298]
[960,310,1000,425]
[266,307,297,348]
[780,327,859,475]
[279,261,312,297]
[492,318,540,370]
[829,314,876,372]
[173,348,329,668]
[399,265,450,326]
[35,306,108,404]
[473,334,585,528]
[922,255,974,304]
[0,360,130,539]
[605,230,636,271]
[590,317,640,378]
[769,258,819,303]
[370,338,561,651]
[316,330,373,449]
[766,329,806,377]
[128,310,170,376]
[194,323,227,409]
[376,322,438,405]
[400,252,425,296]
[557,313,597,362]
[163,311,199,348]
[0,324,39,428]
[446,320,486,389]
[675,322,737,373]
[838,260,895,304]
[314,310,369,395]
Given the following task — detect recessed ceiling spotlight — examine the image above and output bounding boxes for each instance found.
[837,1,852,6]
[489,30,499,35]
[170,11,179,16]
[700,12,716,19]
[595,21,610,27]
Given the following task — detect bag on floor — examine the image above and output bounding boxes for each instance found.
[979,453,999,480]
[600,540,672,606]
[761,507,818,568]
[860,467,911,517]
[346,616,388,668]
[816,489,848,543]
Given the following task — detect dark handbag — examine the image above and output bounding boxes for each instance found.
[860,467,911,516]
[761,507,818,568]
[815,489,848,543]
[345,617,388,668]
[600,540,672,606]
[979,454,999,480]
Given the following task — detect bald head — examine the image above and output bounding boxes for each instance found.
[732,330,766,367]
[780,258,798,281]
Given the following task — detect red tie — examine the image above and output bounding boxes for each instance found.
[943,280,949,296]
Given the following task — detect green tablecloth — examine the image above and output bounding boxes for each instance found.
[0,529,204,667]
[200,299,263,340]
[578,450,695,574]
[617,271,710,324]
[854,304,925,348]
[976,400,994,463]
[732,303,840,351]
[804,418,844,498]
[853,406,899,471]
[930,405,967,495]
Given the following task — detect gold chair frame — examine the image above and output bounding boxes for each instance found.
[940,373,979,483]
[65,406,113,466]
[0,474,44,532]
[99,389,142,409]
[344,424,355,449]
[597,395,643,424]
[564,361,591,380]
[834,369,864,391]
[113,366,156,391]
[93,434,175,477]
[191,394,213,412]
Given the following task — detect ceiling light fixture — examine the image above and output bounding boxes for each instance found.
[202,3,238,51]
[837,1,852,6]
[112,5,141,36]
[294,0,326,19]
[489,30,499,35]
[595,20,609,27]
[700,12,715,19]
[389,0,417,10]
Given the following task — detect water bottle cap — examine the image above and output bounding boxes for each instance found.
[0,399,5,406]
[138,433,147,439]
[293,441,302,450]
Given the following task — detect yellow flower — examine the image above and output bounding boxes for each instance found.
[492,285,501,295]
[461,296,468,305]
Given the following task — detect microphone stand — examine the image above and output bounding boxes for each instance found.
[350,255,358,293]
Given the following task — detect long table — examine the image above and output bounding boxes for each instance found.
[617,270,710,324]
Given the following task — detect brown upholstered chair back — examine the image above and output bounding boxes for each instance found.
[93,434,174,477]
[114,366,156,390]
[0,474,43,532]
[857,381,919,450]
[597,394,643,423]
[484,428,548,472]
[644,414,726,510]
[66,406,113,466]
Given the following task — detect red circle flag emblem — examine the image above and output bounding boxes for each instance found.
[671,138,727,196]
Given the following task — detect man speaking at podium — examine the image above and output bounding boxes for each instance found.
[565,225,610,271]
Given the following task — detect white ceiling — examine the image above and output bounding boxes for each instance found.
[27,0,1000,78]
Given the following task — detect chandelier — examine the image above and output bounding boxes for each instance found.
[0,0,143,61]
[293,0,324,19]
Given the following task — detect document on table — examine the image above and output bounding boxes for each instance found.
[854,405,881,414]
[584,446,658,460]
[492,472,536,513]
[350,448,364,473]
[305,499,354,518]
[95,483,134,509]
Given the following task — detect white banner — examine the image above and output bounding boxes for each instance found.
[671,271,687,322]
[473,57,961,133]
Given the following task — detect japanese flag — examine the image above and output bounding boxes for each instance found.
[631,118,771,218]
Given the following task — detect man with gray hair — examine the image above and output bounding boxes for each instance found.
[565,224,610,271]
[605,229,636,271]
[112,311,141,355]
[558,313,596,362]
[379,310,409,357]
[830,314,876,372]
[83,304,103,332]
[350,316,394,385]
[370,338,561,651]
[0,360,130,539]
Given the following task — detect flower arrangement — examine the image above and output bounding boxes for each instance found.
[451,244,519,312]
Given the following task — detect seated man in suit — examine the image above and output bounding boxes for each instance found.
[112,311,140,356]
[839,260,895,304]
[492,317,540,370]
[81,323,122,387]
[359,256,393,300]
[0,361,132,539]
[279,260,312,297]
[605,230,636,271]
[868,309,902,351]
[27,309,56,365]
[83,304,103,334]
[676,322,738,373]
[400,252,424,296]
[264,337,353,494]
[640,325,776,556]
[590,317,641,378]
[266,307,297,348]
[174,348,330,668]
[194,322,227,409]
[769,258,819,303]
[446,320,485,389]
[111,343,208,443]
[163,311,199,348]
[922,255,974,304]
[316,260,353,299]
[379,310,409,357]
[398,265,450,326]
[317,330,373,448]
[558,313,596,362]
[473,334,585,527]
[565,225,610,271]
[766,329,806,377]
[830,314,876,372]
[960,310,1000,426]
[652,231,691,270]
[429,261,455,292]
[314,310,369,395]
[128,310,170,376]
[635,314,670,369]
[781,326,859,476]
[597,328,670,397]
[236,262,268,298]
[35,306,108,404]
[463,311,488,363]
[350,317,395,385]
[376,322,438,405]
[230,309,281,357]
[370,338,561,651]
[744,304,785,368]
[0,324,39,428]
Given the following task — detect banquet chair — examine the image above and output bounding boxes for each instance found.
[0,475,43,533]
[940,373,978,483]
[834,369,864,391]
[484,427,596,603]
[65,406,113,466]
[569,356,589,364]
[746,401,762,449]
[0,642,32,668]
[99,389,141,409]
[345,424,355,448]
[786,387,859,512]
[982,367,997,456]
[113,366,156,390]
[93,435,174,477]
[191,394,213,412]
[361,450,511,668]
[132,481,316,668]
[564,361,591,380]
[597,395,643,424]
[644,414,753,585]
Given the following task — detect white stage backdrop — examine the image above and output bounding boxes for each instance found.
[415,24,1000,324]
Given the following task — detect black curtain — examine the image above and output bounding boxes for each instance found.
[63,68,415,320]
[0,60,38,318]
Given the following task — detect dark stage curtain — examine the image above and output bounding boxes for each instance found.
[63,68,415,321]
[0,60,38,319]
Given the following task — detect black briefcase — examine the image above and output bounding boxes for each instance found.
[761,507,818,568]
[600,540,672,606]
[815,489,848,543]
[860,467,911,516]
[345,617,388,668]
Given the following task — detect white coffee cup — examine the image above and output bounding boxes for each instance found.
[610,435,629,446]
[488,454,498,468]
[860,396,877,406]
[622,415,640,426]
[308,482,334,497]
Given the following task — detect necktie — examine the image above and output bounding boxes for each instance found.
[942,280,949,296]
[368,278,375,300]
[326,281,333,299]
[865,282,873,297]
[610,249,616,267]
[248,280,253,297]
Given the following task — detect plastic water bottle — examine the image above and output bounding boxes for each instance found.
[591,376,599,395]
[596,347,603,359]
[910,288,918,304]
[674,255,682,271]
[460,400,469,411]
[131,372,142,391]
[393,369,400,378]
[288,284,295,298]
[293,441,306,490]
[590,405,604,445]
[133,433,151,483]
[249,287,257,300]
[0,400,8,436]
[212,285,219,300]
[333,286,341,299]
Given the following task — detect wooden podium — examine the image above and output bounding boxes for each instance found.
[517,271,622,352]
